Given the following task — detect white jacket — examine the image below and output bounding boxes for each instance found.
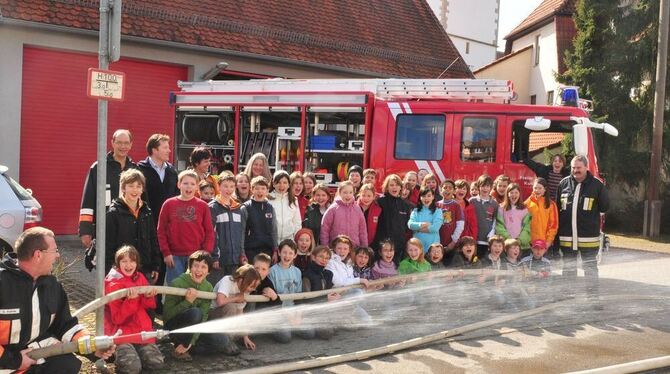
[269,191,302,242]
[326,253,361,287]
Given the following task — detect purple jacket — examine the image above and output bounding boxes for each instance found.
[320,197,368,247]
[371,259,398,280]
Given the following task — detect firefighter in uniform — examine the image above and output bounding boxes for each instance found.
[78,129,136,249]
[0,227,114,373]
[556,155,609,299]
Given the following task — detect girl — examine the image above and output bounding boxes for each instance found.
[320,181,368,247]
[104,246,164,372]
[427,243,445,270]
[353,246,374,280]
[450,236,481,269]
[234,172,251,203]
[417,168,429,186]
[302,172,317,200]
[302,246,339,339]
[371,240,398,280]
[421,173,440,198]
[294,228,315,272]
[495,183,532,251]
[398,238,432,274]
[348,165,364,192]
[302,183,332,242]
[325,235,370,288]
[374,174,413,264]
[524,177,558,255]
[357,183,382,246]
[504,238,522,270]
[469,181,479,198]
[407,187,444,253]
[243,153,272,182]
[269,170,302,242]
[290,171,308,219]
[403,171,420,206]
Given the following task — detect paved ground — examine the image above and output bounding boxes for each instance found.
[55,235,670,373]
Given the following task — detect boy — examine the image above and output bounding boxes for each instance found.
[163,251,215,361]
[199,180,216,203]
[436,179,465,266]
[209,174,247,284]
[519,239,552,308]
[158,170,215,284]
[426,243,445,270]
[480,235,507,308]
[491,175,510,204]
[362,169,378,191]
[482,235,506,270]
[243,176,279,262]
[469,175,499,260]
[450,236,481,269]
[247,253,281,312]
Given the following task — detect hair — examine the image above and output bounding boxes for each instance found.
[454,179,468,189]
[552,153,567,166]
[402,181,413,193]
[533,177,551,209]
[177,170,198,185]
[114,245,141,269]
[421,173,439,188]
[310,183,332,205]
[337,180,355,199]
[354,247,374,267]
[235,172,251,200]
[289,171,304,196]
[476,174,493,187]
[330,235,354,262]
[302,172,317,190]
[501,183,525,210]
[503,238,521,252]
[188,250,214,271]
[199,180,215,192]
[470,180,479,189]
[294,228,315,253]
[358,183,376,199]
[363,169,377,178]
[112,129,132,142]
[487,235,505,248]
[15,227,54,261]
[218,173,236,186]
[428,243,444,255]
[406,238,426,262]
[253,253,272,265]
[311,245,332,260]
[379,239,395,252]
[219,170,234,179]
[244,153,272,181]
[232,264,261,292]
[348,165,363,179]
[272,170,296,207]
[493,174,511,188]
[250,175,269,189]
[571,154,589,167]
[119,169,146,194]
[145,134,170,156]
[416,186,437,213]
[189,146,213,168]
[441,179,455,189]
[403,171,418,183]
[381,174,402,195]
[458,236,476,250]
[278,238,298,255]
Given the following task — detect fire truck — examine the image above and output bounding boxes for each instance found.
[170,79,618,197]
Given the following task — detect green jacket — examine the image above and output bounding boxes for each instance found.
[398,258,432,275]
[495,208,532,249]
[163,272,213,334]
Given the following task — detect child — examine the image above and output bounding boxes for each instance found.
[401,181,413,203]
[398,238,432,274]
[234,172,251,203]
[104,246,164,372]
[294,228,315,272]
[209,174,247,283]
[480,235,507,308]
[469,175,499,260]
[436,180,465,265]
[320,181,368,247]
[495,183,531,251]
[469,181,479,198]
[163,251,215,361]
[326,235,370,288]
[362,168,377,189]
[244,176,279,263]
[504,238,522,270]
[407,186,443,253]
[302,183,331,242]
[426,243,445,270]
[347,165,364,192]
[302,172,317,200]
[357,183,382,246]
[417,168,429,186]
[403,171,420,206]
[524,177,559,258]
[491,175,511,204]
[482,235,506,270]
[269,170,302,243]
[371,240,398,280]
[210,264,261,354]
[248,253,281,312]
[374,174,413,264]
[290,171,309,219]
[420,173,440,199]
[519,239,552,308]
[199,180,216,203]
[450,236,481,269]
[302,246,339,339]
[158,170,215,284]
[353,246,374,280]
[105,169,161,281]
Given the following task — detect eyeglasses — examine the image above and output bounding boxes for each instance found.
[41,247,60,254]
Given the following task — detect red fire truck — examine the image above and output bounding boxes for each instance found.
[170,79,618,197]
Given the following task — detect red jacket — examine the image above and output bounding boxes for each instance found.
[409,186,420,206]
[297,195,309,220]
[357,200,382,246]
[460,200,479,241]
[104,268,156,342]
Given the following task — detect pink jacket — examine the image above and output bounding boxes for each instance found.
[320,197,368,247]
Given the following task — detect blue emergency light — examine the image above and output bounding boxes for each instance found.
[558,87,579,107]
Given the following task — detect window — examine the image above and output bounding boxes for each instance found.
[530,95,537,105]
[394,114,445,160]
[466,42,470,54]
[534,35,541,65]
[510,120,571,163]
[460,117,497,162]
[547,90,554,105]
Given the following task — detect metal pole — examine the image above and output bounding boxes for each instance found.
[645,0,669,238]
[96,0,110,335]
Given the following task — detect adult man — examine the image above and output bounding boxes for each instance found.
[137,134,178,223]
[0,227,114,373]
[556,155,609,298]
[79,129,136,248]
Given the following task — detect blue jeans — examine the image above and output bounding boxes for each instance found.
[165,255,190,285]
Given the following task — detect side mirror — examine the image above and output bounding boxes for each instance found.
[524,116,551,131]
[573,124,589,157]
[602,123,619,137]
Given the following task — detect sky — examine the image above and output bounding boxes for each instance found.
[497,0,544,50]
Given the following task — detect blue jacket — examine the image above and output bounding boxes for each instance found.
[408,205,444,253]
[209,196,247,265]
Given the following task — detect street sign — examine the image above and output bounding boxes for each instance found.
[87,68,126,101]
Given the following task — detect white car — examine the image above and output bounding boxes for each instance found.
[0,165,42,255]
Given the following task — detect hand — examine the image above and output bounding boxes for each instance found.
[175,344,191,354]
[262,287,278,301]
[145,288,158,298]
[327,293,341,302]
[94,344,115,360]
[234,293,246,303]
[359,278,370,288]
[446,242,456,251]
[18,348,36,371]
[271,251,278,264]
[212,261,220,270]
[243,336,256,351]
[420,222,429,229]
[80,235,93,248]
[240,255,249,265]
[164,255,175,269]
[184,288,198,304]
[127,288,139,299]
[150,271,159,284]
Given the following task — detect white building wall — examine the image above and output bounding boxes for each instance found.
[510,22,559,105]
[450,36,498,71]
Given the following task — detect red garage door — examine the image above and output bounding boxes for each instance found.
[20,47,187,234]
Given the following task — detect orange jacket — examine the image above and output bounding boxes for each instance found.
[524,195,558,244]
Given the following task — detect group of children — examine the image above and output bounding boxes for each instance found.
[102,151,564,370]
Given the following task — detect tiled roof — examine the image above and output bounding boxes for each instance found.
[529,132,564,152]
[504,0,577,40]
[0,0,472,78]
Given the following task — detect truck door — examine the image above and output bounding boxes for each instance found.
[451,113,505,182]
